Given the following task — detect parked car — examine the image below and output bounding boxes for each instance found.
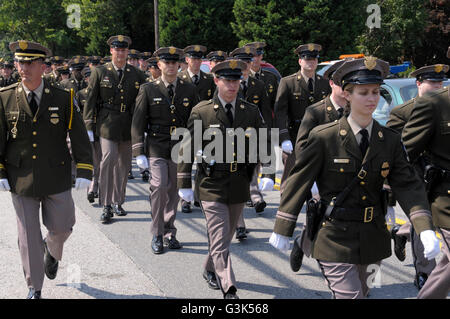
[201,60,282,82]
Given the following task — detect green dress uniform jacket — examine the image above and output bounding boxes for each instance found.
[178,69,215,101]
[274,71,330,144]
[43,72,60,86]
[131,77,199,159]
[386,98,416,134]
[295,96,341,156]
[252,69,279,112]
[83,62,147,142]
[177,92,271,204]
[0,76,17,88]
[402,87,450,229]
[273,116,434,265]
[60,75,87,94]
[240,76,273,128]
[0,80,93,197]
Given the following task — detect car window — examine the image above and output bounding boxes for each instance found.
[200,63,210,73]
[399,84,418,102]
[372,87,393,126]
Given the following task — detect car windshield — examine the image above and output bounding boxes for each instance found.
[372,86,393,125]
[399,84,418,102]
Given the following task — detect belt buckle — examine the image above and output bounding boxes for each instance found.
[120,104,126,112]
[364,207,374,223]
[230,161,237,172]
[170,126,176,135]
[358,169,367,179]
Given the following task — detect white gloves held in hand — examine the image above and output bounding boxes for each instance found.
[258,177,274,191]
[178,188,194,202]
[136,155,149,170]
[0,179,11,192]
[420,230,441,260]
[269,232,290,251]
[281,140,293,154]
[87,130,94,142]
[74,178,91,190]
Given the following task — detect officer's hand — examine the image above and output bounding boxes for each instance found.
[420,230,440,260]
[258,177,274,191]
[136,155,149,170]
[178,188,194,202]
[281,140,293,154]
[87,130,94,142]
[269,232,290,251]
[74,178,91,190]
[0,179,11,192]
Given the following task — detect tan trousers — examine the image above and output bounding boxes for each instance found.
[149,157,179,238]
[99,138,132,206]
[317,261,381,299]
[418,227,450,299]
[396,221,436,276]
[201,201,245,294]
[237,164,263,228]
[11,190,75,291]
[88,140,102,194]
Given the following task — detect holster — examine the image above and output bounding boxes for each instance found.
[306,198,324,241]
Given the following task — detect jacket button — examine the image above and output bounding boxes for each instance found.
[340,168,344,173]
[360,181,365,186]
[32,144,37,148]
[32,131,37,135]
[32,155,37,160]
[362,196,367,200]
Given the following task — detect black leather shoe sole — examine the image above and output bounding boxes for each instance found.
[87,192,95,203]
[100,208,113,224]
[26,288,41,299]
[236,228,247,240]
[290,235,304,272]
[202,271,220,290]
[113,205,127,216]
[181,205,192,213]
[152,236,164,254]
[391,226,407,262]
[254,201,267,213]
[44,241,58,280]
[414,273,428,290]
[164,237,182,249]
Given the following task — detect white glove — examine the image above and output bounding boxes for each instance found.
[385,206,396,227]
[269,232,291,251]
[258,177,274,191]
[420,230,440,260]
[281,140,293,154]
[136,155,149,170]
[87,130,94,142]
[178,188,194,202]
[74,178,91,190]
[311,182,319,196]
[0,178,11,192]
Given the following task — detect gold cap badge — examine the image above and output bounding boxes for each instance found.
[169,47,176,55]
[118,35,124,42]
[364,56,377,70]
[308,44,315,51]
[19,41,28,51]
[435,64,444,73]
[229,60,238,69]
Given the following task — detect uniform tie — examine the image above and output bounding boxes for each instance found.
[255,72,260,80]
[225,103,233,126]
[359,128,369,157]
[241,81,248,97]
[337,107,344,119]
[193,74,199,85]
[167,83,174,99]
[118,69,123,80]
[308,78,314,95]
[28,91,38,116]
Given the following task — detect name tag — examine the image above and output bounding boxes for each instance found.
[153,98,162,102]
[334,158,350,164]
[48,107,59,111]
[209,124,220,128]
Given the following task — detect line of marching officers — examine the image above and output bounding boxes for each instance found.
[0,35,448,300]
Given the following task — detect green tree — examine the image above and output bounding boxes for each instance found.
[357,0,429,65]
[158,0,238,53]
[232,0,369,76]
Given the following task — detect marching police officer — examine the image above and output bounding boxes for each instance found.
[60,56,87,93]
[84,35,147,223]
[146,56,161,81]
[386,63,448,290]
[270,57,440,299]
[0,41,93,299]
[206,50,228,71]
[132,47,199,254]
[0,60,18,88]
[177,59,274,299]
[402,49,450,299]
[44,56,64,85]
[274,43,331,193]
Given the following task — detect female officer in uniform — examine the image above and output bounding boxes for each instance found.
[269,57,440,299]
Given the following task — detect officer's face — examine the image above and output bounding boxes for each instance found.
[17,59,46,85]
[344,84,380,118]
[110,47,128,66]
[128,58,139,67]
[417,80,443,97]
[299,57,318,73]
[215,77,240,102]
[330,79,345,99]
[187,57,202,73]
[251,54,263,71]
[150,67,161,79]
[158,60,179,77]
[139,60,148,71]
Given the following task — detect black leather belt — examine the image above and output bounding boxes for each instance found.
[325,205,383,223]
[149,124,177,135]
[102,103,127,112]
[212,162,247,173]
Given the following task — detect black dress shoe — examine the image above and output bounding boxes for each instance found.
[164,236,182,249]
[26,288,41,299]
[193,201,200,207]
[391,225,407,262]
[152,235,164,254]
[100,205,114,224]
[141,170,150,182]
[236,227,247,240]
[414,273,428,290]
[202,270,220,290]
[44,240,58,280]
[290,234,304,272]
[254,200,267,213]
[246,200,254,207]
[181,202,192,213]
[128,170,134,179]
[87,192,95,203]
[224,286,239,299]
[93,192,99,198]
[113,204,127,216]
